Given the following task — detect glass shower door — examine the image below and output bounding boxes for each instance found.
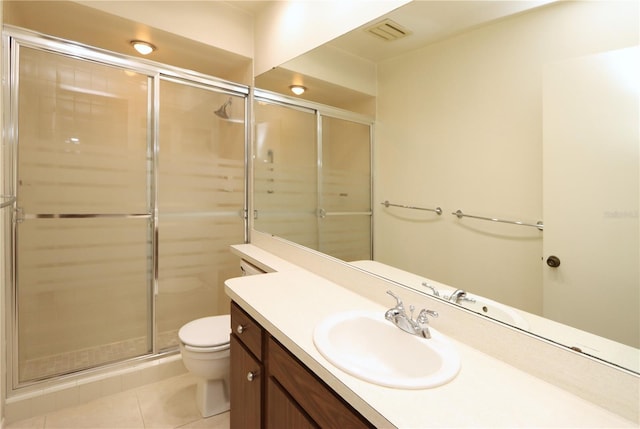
[319,116,372,261]
[156,79,246,350]
[252,94,372,261]
[14,47,152,383]
[253,100,318,249]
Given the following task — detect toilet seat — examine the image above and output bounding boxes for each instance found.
[179,315,230,349]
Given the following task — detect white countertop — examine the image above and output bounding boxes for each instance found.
[225,269,636,428]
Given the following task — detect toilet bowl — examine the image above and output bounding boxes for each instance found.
[178,315,231,417]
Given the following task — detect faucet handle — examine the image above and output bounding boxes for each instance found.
[417,309,438,324]
[386,290,404,310]
[422,282,440,297]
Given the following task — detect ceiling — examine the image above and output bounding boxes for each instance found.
[228,0,556,63]
[327,0,557,63]
[4,1,253,83]
[252,0,556,114]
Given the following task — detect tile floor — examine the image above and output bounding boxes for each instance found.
[5,374,229,429]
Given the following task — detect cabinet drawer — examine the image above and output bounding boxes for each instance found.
[231,301,263,360]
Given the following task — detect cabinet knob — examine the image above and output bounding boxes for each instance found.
[236,324,245,334]
[247,371,258,382]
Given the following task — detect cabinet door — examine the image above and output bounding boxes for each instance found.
[230,335,262,429]
[267,337,374,429]
[267,379,317,429]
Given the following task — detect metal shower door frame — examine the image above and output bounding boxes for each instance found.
[2,27,249,392]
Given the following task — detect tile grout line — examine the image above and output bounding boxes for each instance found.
[134,387,147,429]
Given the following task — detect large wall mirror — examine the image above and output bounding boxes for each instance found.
[253,0,639,374]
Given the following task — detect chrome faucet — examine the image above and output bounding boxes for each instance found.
[384,290,438,339]
[445,289,476,304]
[421,281,440,297]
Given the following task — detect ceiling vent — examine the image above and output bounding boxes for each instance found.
[365,19,411,41]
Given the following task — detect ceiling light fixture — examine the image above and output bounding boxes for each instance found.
[289,85,306,95]
[131,40,156,55]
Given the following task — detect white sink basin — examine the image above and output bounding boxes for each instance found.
[313,310,460,389]
[458,295,530,330]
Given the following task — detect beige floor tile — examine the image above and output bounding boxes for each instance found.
[135,373,202,429]
[5,374,229,429]
[43,390,144,429]
[177,412,229,429]
[5,415,46,429]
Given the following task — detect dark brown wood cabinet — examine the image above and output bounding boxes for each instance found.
[230,302,263,429]
[230,301,374,429]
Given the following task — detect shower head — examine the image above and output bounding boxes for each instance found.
[214,98,232,120]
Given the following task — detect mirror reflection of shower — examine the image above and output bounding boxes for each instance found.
[214,97,244,124]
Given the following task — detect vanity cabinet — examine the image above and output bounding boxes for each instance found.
[230,302,264,429]
[230,301,374,429]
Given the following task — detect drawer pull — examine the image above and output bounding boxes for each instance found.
[247,371,258,382]
[236,324,245,334]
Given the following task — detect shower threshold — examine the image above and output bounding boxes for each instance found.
[19,330,179,383]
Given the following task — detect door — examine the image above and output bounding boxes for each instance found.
[253,95,373,261]
[156,79,246,350]
[319,115,372,261]
[542,46,639,348]
[253,100,318,249]
[14,46,153,383]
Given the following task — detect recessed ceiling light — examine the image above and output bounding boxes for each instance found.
[289,85,306,95]
[130,40,156,55]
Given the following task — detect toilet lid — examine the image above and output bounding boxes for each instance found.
[178,315,230,348]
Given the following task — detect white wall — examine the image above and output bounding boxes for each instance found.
[281,44,378,96]
[374,1,638,314]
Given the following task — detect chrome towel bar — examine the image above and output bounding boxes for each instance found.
[452,209,543,230]
[381,200,442,215]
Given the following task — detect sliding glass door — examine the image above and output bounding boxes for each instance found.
[5,31,248,387]
[14,46,153,383]
[253,92,372,261]
[156,79,246,350]
[253,100,318,249]
[319,115,372,261]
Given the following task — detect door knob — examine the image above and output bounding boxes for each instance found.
[546,255,561,268]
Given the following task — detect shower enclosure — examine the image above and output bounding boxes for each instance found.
[2,29,248,389]
[253,90,373,261]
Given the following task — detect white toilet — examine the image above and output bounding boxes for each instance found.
[178,315,231,417]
